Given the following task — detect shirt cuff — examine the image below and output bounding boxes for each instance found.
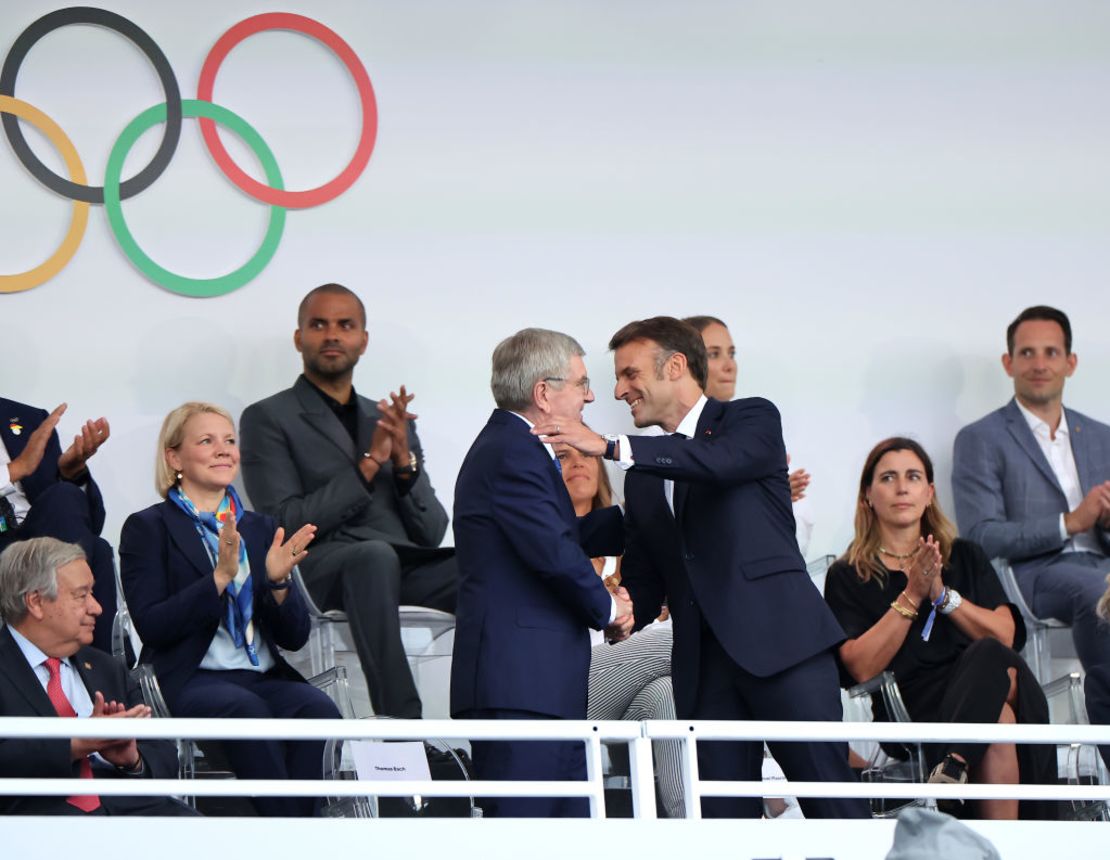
[609,593,618,625]
[1059,513,1069,542]
[0,464,14,496]
[616,435,634,471]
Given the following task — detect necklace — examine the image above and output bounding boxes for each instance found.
[879,545,915,561]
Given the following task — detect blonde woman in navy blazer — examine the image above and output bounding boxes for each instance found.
[120,402,340,817]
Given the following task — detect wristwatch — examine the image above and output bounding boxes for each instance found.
[395,451,419,476]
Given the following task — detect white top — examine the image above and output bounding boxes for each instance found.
[1014,399,1101,555]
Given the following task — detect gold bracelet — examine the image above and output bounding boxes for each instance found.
[898,590,920,611]
[890,599,918,620]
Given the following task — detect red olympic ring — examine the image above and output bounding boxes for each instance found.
[197,12,378,210]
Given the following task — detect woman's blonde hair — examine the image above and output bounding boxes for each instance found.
[843,436,957,585]
[155,402,235,497]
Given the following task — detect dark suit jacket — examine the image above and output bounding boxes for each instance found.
[239,376,448,550]
[118,502,310,705]
[620,397,845,715]
[0,397,106,538]
[450,409,621,719]
[0,626,178,814]
[953,398,1110,574]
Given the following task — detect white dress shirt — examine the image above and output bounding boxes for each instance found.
[615,395,709,516]
[1015,399,1102,555]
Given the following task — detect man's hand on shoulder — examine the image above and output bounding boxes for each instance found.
[532,420,607,457]
[7,403,66,483]
[57,416,110,481]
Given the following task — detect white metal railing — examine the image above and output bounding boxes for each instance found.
[1,717,1109,818]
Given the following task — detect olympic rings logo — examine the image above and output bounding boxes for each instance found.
[0,7,377,297]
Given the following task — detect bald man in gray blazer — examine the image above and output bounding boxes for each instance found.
[241,285,456,718]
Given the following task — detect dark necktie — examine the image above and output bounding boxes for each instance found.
[44,657,101,813]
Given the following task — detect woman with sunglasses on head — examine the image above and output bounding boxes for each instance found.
[824,436,1057,820]
[120,402,341,817]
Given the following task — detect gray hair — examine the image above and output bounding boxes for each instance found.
[491,328,585,412]
[0,538,87,625]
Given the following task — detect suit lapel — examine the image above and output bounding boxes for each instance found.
[355,396,386,461]
[294,376,357,462]
[497,410,577,520]
[161,502,217,579]
[1068,410,1095,492]
[0,399,29,461]
[0,626,57,716]
[673,399,724,525]
[72,647,108,702]
[1003,400,1065,498]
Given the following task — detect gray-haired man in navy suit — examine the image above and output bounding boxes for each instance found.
[953,305,1110,756]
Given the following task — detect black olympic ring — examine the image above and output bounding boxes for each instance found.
[0,6,182,204]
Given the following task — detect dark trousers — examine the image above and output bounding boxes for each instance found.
[690,624,870,819]
[1019,550,1110,765]
[461,708,589,818]
[0,482,116,652]
[171,669,340,817]
[302,540,457,718]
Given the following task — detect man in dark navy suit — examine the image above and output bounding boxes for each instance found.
[0,537,189,815]
[0,398,115,651]
[537,317,868,818]
[450,328,631,818]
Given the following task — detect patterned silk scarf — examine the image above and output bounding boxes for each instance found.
[168,484,259,666]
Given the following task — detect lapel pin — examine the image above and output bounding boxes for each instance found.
[83,662,92,670]
[704,429,712,436]
[8,419,22,436]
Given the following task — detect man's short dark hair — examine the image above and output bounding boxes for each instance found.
[1006,305,1072,355]
[609,316,709,390]
[297,283,367,329]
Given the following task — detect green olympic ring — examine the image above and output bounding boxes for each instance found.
[104,99,285,298]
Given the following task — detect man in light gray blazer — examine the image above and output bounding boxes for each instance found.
[952,305,1110,742]
[240,284,457,718]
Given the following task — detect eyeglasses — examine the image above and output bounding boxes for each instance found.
[544,376,591,394]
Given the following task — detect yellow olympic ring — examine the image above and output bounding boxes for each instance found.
[0,95,89,294]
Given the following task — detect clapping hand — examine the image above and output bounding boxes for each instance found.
[7,404,66,483]
[905,535,943,604]
[213,513,240,591]
[57,416,110,481]
[787,454,811,503]
[72,691,151,768]
[266,523,317,583]
[379,385,418,467]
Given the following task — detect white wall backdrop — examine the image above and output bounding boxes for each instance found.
[3,0,1109,558]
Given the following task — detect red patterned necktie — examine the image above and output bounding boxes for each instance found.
[43,657,101,813]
